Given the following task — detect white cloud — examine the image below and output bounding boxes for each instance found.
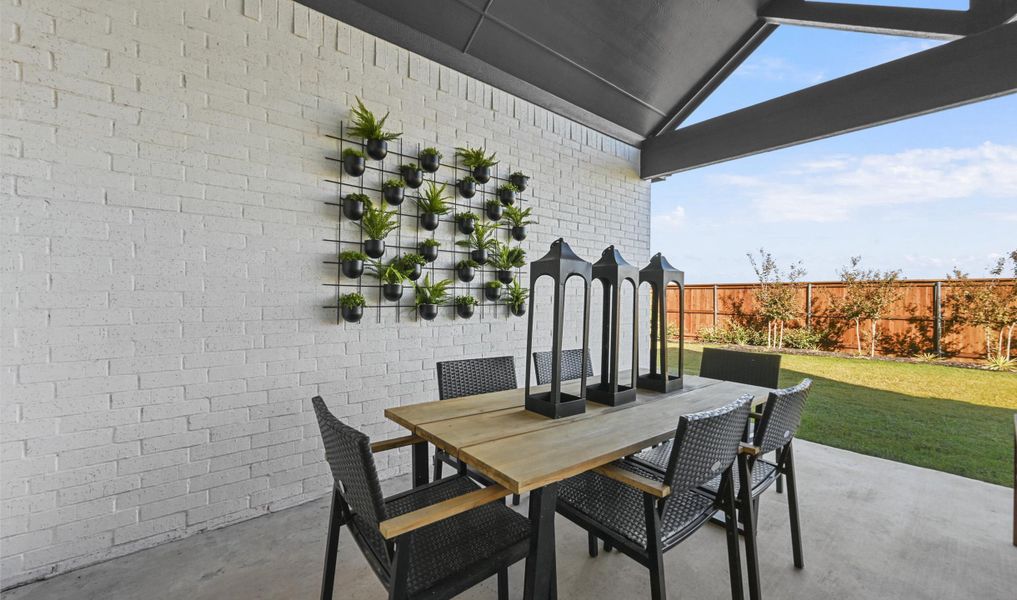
[715,142,1017,222]
[734,56,826,85]
[651,205,686,231]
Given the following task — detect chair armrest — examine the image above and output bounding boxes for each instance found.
[379,485,511,540]
[738,442,762,457]
[370,434,424,453]
[594,463,670,498]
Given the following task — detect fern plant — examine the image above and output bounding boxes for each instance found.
[455,223,499,252]
[455,146,498,168]
[360,205,399,241]
[506,279,528,309]
[347,97,401,141]
[417,182,451,215]
[503,205,533,228]
[489,244,526,270]
[414,274,452,306]
[368,259,407,285]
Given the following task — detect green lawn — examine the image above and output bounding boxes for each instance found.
[671,344,1017,487]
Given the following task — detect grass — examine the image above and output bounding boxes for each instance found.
[671,344,1017,487]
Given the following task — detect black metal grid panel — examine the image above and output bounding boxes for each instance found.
[322,122,528,324]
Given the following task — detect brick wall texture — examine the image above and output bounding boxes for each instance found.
[0,0,651,586]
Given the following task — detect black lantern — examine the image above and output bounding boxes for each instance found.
[637,253,684,393]
[524,239,592,419]
[588,246,639,406]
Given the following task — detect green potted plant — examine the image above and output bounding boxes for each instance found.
[342,192,370,221]
[484,280,503,301]
[339,250,368,279]
[456,259,478,283]
[339,292,366,323]
[414,274,452,321]
[455,223,498,265]
[497,182,518,206]
[341,147,366,177]
[455,212,477,235]
[396,253,426,281]
[419,147,442,173]
[417,181,451,231]
[419,238,440,262]
[347,97,401,160]
[506,279,528,316]
[369,259,408,301]
[490,244,526,284]
[455,146,498,183]
[458,175,478,199]
[509,171,529,192]
[360,204,399,258]
[485,198,503,221]
[503,205,533,241]
[382,178,405,205]
[454,295,476,319]
[400,163,424,189]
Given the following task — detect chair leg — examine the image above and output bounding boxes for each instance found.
[498,568,508,600]
[722,472,744,600]
[388,533,413,600]
[603,540,613,552]
[320,488,343,600]
[588,531,599,557]
[644,494,666,600]
[784,444,804,569]
[513,493,521,505]
[738,456,762,600]
[776,473,783,494]
[433,454,443,481]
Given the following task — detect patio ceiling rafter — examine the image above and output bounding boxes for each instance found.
[639,20,1017,179]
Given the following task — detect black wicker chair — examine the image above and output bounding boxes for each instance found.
[532,348,594,385]
[312,396,529,600]
[435,356,520,505]
[556,395,754,600]
[699,347,781,388]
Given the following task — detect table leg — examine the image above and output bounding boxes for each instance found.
[411,441,428,488]
[523,482,558,600]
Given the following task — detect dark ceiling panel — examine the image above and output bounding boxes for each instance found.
[358,0,481,52]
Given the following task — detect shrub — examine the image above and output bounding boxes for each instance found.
[781,327,822,350]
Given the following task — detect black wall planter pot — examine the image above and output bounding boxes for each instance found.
[457,217,475,235]
[420,153,441,173]
[499,189,516,206]
[420,243,439,262]
[509,173,529,192]
[382,185,404,206]
[420,212,440,231]
[366,139,387,160]
[456,303,475,319]
[472,166,492,184]
[485,202,503,221]
[401,167,423,189]
[406,264,422,281]
[457,264,475,282]
[418,303,438,320]
[470,249,488,265]
[485,286,502,301]
[342,155,365,177]
[341,306,363,323]
[342,197,365,221]
[497,270,514,284]
[382,283,403,301]
[341,259,364,279]
[511,226,527,241]
[364,239,385,259]
[459,179,476,198]
[510,303,526,317]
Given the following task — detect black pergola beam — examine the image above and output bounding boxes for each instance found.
[760,0,971,39]
[640,21,1017,179]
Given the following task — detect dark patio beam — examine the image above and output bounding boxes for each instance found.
[640,21,1017,179]
[760,0,971,40]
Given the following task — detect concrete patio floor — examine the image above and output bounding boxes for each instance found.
[5,440,1014,600]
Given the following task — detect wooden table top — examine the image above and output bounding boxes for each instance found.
[385,375,772,494]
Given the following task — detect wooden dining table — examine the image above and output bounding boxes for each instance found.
[384,374,774,600]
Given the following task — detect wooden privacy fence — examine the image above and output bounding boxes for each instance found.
[666,279,1015,360]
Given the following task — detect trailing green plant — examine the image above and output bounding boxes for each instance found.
[455,223,499,252]
[421,238,440,248]
[490,244,526,270]
[417,182,451,215]
[457,259,479,269]
[383,178,405,189]
[502,205,533,228]
[455,212,477,223]
[506,279,528,308]
[339,250,368,262]
[414,274,452,306]
[338,292,366,308]
[486,280,503,289]
[455,146,498,169]
[347,97,401,141]
[455,295,477,306]
[396,253,426,270]
[368,259,407,285]
[497,182,518,194]
[341,147,365,159]
[360,205,399,240]
[421,147,442,159]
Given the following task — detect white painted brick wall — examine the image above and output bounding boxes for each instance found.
[0,0,651,587]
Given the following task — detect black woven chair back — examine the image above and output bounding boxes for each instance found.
[532,349,594,385]
[311,396,392,574]
[436,356,517,400]
[663,395,753,494]
[699,347,781,388]
[754,379,812,455]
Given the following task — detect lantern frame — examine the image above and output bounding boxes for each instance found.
[637,253,684,393]
[588,246,639,406]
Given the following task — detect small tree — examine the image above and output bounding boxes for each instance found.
[837,256,902,357]
[747,249,806,349]
[947,251,1017,361]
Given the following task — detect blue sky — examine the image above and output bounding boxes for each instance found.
[649,12,1016,283]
